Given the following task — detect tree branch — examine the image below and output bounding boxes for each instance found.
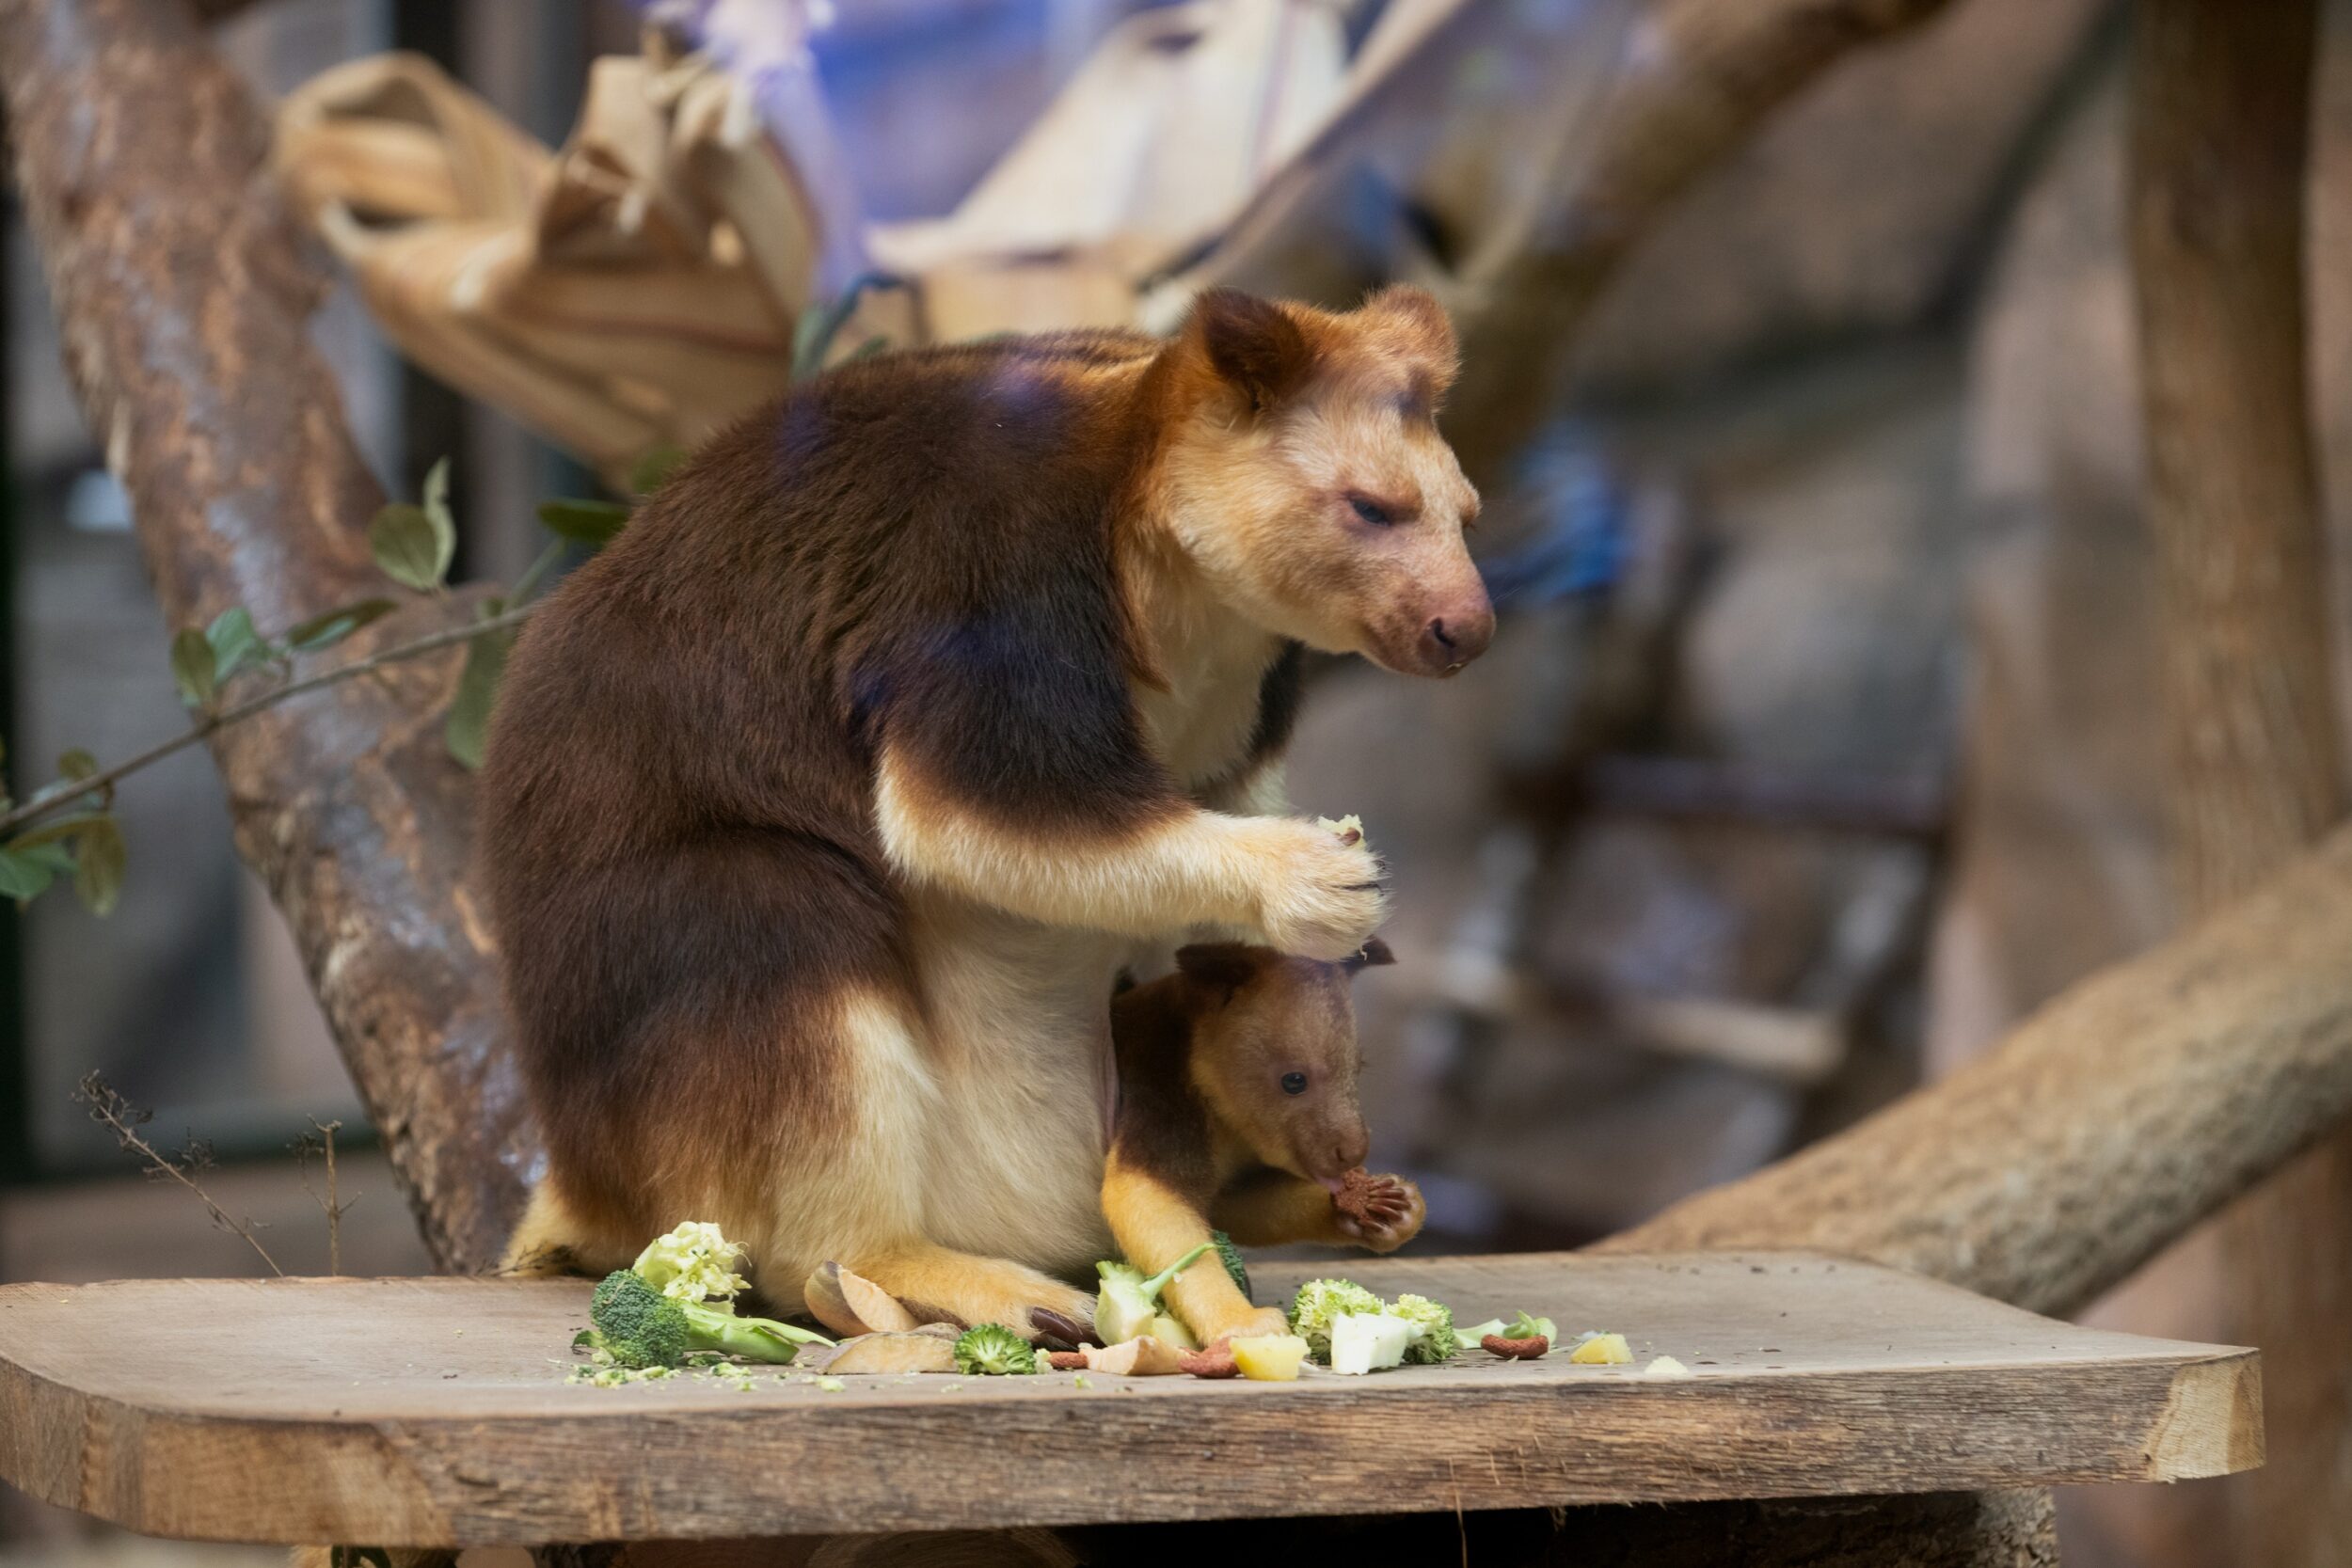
[0,0,532,1273]
[1597,820,2352,1320]
[0,603,534,844]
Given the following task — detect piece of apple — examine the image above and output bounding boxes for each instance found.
[1080,1335,1187,1375]
[803,1260,921,1338]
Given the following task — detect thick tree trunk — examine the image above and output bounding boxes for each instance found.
[2127,2,2346,1563]
[0,0,533,1273]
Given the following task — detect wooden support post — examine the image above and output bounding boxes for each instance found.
[2128,1,2344,1562]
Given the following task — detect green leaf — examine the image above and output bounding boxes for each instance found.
[9,810,110,850]
[628,444,689,496]
[205,607,268,686]
[536,499,630,549]
[845,335,889,364]
[170,628,217,709]
[444,619,516,771]
[72,816,125,917]
[370,501,453,593]
[284,597,398,654]
[16,842,75,877]
[423,455,454,545]
[57,749,97,782]
[0,847,55,902]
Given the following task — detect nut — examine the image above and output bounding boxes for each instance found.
[1179,1348,1240,1379]
[1481,1334,1549,1359]
[1046,1351,1088,1371]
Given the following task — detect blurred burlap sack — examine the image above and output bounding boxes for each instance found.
[271,1,1365,483]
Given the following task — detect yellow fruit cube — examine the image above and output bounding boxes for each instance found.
[1570,1332,1632,1366]
[1230,1333,1311,1382]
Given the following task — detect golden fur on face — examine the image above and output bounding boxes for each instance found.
[1143,286,1494,679]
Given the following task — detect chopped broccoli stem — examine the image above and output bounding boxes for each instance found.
[1287,1276,1382,1362]
[586,1269,832,1370]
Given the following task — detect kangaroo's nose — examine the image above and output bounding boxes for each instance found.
[1422,605,1493,674]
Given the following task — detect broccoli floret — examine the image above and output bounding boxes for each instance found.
[629,1220,751,1303]
[584,1270,832,1369]
[1211,1229,1251,1301]
[954,1323,1040,1375]
[589,1268,691,1368]
[1095,1242,1212,1344]
[1287,1276,1382,1362]
[1391,1292,1458,1363]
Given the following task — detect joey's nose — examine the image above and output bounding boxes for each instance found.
[1422,605,1493,674]
[1335,1128,1370,1172]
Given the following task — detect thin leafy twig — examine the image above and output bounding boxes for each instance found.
[74,1070,281,1275]
[0,602,536,843]
[294,1117,360,1276]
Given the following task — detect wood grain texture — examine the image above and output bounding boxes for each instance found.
[1599,820,2352,1321]
[0,0,535,1271]
[0,1255,2256,1546]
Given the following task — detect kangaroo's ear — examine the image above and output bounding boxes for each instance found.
[1176,942,1263,1002]
[1190,288,1311,412]
[1343,936,1396,974]
[1363,283,1456,359]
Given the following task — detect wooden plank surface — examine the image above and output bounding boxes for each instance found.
[0,1252,2260,1546]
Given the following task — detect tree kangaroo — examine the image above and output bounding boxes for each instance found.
[485,285,1489,1338]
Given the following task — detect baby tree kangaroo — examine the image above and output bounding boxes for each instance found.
[486,285,1486,1339]
[1104,940,1422,1346]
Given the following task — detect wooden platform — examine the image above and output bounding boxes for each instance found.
[0,1252,2260,1546]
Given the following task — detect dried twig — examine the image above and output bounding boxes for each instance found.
[294,1117,361,1275]
[0,603,535,845]
[74,1070,281,1275]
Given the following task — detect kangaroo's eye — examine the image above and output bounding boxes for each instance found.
[1280,1071,1309,1095]
[1348,495,1392,527]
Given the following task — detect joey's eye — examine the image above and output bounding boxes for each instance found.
[1348,495,1392,528]
[1280,1071,1309,1095]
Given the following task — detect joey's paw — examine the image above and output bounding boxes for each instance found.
[1252,818,1388,961]
[1334,1173,1424,1254]
[1205,1306,1295,1348]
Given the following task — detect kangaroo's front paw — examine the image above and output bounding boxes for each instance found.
[1249,818,1387,961]
[1335,1172,1424,1254]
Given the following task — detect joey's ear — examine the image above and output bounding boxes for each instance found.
[1343,936,1396,974]
[1191,288,1311,412]
[1176,942,1263,1002]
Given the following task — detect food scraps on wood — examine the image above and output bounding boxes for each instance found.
[564,1223,1670,1393]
